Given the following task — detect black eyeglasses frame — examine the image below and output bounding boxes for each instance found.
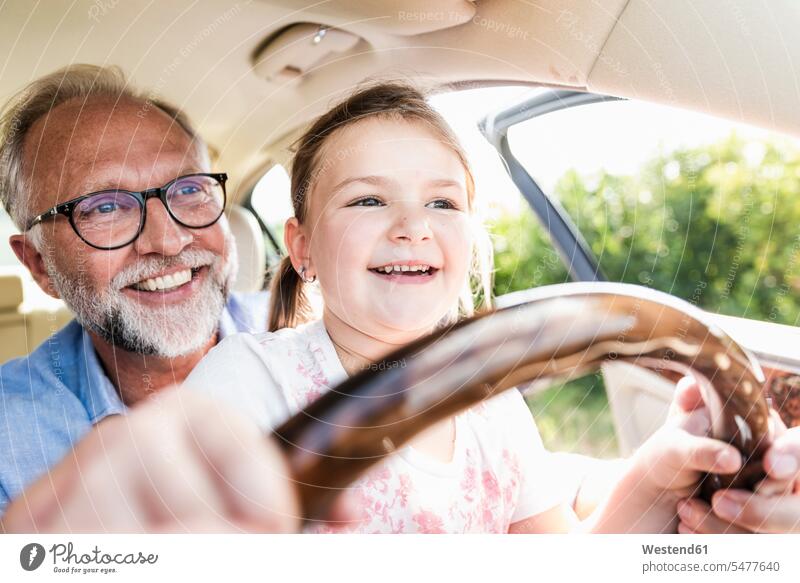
[25,172,228,250]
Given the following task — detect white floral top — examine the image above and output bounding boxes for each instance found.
[185,320,563,533]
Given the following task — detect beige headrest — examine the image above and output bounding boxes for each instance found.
[0,274,23,311]
[227,205,267,292]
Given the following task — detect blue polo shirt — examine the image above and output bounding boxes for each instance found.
[0,292,268,516]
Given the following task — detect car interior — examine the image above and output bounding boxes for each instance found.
[2,0,800,456]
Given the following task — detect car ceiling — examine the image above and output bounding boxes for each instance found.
[1,0,799,203]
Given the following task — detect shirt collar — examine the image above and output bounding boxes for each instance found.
[76,325,127,423]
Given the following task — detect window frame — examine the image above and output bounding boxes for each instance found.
[480,90,624,282]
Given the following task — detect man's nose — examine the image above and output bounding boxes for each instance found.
[133,198,194,256]
[389,204,432,244]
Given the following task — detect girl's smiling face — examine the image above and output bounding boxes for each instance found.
[286,117,473,343]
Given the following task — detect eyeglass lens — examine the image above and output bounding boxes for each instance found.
[72,175,225,248]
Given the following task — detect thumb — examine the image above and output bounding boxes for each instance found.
[670,376,706,415]
[640,428,741,490]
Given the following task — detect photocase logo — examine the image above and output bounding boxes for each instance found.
[20,543,46,571]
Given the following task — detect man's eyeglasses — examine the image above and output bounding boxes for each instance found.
[25,173,228,250]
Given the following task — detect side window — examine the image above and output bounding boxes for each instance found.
[506,99,800,327]
[249,163,293,265]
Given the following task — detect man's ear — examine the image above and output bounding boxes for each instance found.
[9,233,61,299]
[283,217,314,277]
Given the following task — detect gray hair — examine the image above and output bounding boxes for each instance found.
[0,64,205,231]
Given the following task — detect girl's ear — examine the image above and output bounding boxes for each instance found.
[284,217,313,276]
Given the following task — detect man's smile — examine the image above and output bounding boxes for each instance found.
[129,266,200,292]
[122,265,209,302]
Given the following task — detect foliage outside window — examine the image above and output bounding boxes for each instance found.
[492,135,800,327]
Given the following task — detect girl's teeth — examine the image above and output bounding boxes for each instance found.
[376,264,432,274]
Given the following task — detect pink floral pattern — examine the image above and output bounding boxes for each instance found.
[302,420,532,534]
[413,510,446,534]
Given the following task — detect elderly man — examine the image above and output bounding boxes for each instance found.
[0,65,298,531]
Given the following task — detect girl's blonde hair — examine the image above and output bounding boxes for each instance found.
[268,82,493,332]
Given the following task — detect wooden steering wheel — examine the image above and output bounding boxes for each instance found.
[274,282,772,521]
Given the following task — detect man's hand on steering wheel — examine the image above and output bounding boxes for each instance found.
[673,377,800,534]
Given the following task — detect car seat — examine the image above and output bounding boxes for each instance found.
[227,205,267,292]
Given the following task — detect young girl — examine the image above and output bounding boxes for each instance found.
[184,83,743,533]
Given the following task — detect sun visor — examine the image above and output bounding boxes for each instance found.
[252,23,361,83]
[261,0,478,36]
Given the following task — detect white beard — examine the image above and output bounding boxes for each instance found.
[45,236,238,358]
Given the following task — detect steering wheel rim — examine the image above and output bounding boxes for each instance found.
[275,282,771,522]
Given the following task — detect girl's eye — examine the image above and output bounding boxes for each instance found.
[348,196,384,207]
[426,198,459,210]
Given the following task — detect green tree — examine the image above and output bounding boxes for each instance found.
[493,134,800,326]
